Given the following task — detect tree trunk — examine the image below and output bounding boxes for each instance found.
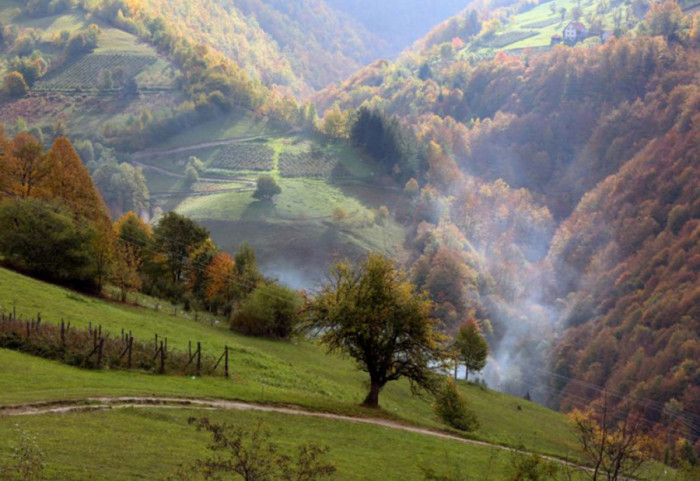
[362,380,381,408]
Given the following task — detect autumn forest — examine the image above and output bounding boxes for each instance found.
[0,0,699,479]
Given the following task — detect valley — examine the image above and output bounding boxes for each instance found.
[0,0,699,479]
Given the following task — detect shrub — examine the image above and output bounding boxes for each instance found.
[252,174,281,201]
[184,165,199,188]
[0,199,99,288]
[433,379,479,432]
[230,283,301,338]
[3,71,28,97]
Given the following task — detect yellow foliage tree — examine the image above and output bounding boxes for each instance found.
[111,243,142,302]
[569,403,654,481]
[205,253,238,310]
[3,132,48,198]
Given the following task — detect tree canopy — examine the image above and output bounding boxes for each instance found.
[454,319,489,380]
[306,253,448,407]
[153,211,209,286]
[253,175,282,201]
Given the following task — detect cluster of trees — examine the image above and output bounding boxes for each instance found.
[0,130,113,290]
[0,130,297,340]
[23,0,73,18]
[1,22,100,98]
[350,107,423,181]
[113,210,300,339]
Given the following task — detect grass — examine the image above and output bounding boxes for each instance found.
[94,26,156,55]
[140,125,405,287]
[0,407,520,480]
[150,110,280,150]
[460,0,622,52]
[0,267,581,460]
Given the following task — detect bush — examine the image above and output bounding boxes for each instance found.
[433,379,479,432]
[184,165,199,188]
[3,71,28,97]
[0,199,99,288]
[252,174,281,201]
[230,282,301,338]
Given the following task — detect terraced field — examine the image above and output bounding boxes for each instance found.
[34,54,157,91]
[209,143,275,171]
[279,150,348,179]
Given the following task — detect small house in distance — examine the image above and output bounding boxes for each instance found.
[563,21,587,43]
[550,34,562,46]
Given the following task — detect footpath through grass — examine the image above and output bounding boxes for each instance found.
[0,267,579,459]
[0,407,522,480]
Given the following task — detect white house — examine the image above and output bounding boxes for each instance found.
[563,22,588,43]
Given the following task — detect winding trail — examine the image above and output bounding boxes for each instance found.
[0,396,588,471]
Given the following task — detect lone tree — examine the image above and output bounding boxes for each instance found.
[306,253,448,408]
[569,398,653,481]
[253,174,281,201]
[453,319,488,380]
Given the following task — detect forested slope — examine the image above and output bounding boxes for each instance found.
[312,2,700,447]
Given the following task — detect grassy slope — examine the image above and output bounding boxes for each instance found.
[0,267,579,459]
[450,0,620,54]
[140,125,407,288]
[0,6,181,135]
[0,407,520,480]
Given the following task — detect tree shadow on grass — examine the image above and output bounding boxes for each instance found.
[241,200,276,221]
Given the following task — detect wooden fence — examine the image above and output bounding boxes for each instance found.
[0,310,231,378]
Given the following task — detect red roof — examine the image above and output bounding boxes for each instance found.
[568,22,587,32]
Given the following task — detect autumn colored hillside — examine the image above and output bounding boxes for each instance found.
[1,0,699,463]
[311,1,700,450]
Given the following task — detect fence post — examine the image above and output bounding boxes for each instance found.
[159,340,166,374]
[60,320,65,348]
[97,338,104,367]
[224,345,229,378]
[196,342,201,377]
[26,321,30,338]
[127,336,133,369]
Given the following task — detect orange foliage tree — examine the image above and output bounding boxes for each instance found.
[205,253,238,314]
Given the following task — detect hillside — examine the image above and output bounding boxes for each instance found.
[327,0,468,55]
[1,0,699,472]
[0,1,408,282]
[0,266,586,479]
[311,0,700,447]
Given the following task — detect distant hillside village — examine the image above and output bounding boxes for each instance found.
[551,21,614,45]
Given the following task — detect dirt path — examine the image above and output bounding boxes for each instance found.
[131,135,268,159]
[0,396,587,471]
[132,160,256,186]
[131,128,297,160]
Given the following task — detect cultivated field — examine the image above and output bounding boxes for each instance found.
[209,143,276,171]
[34,54,157,91]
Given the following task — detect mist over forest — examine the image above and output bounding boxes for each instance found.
[0,0,699,477]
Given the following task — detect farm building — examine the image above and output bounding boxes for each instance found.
[563,21,587,43]
[551,34,563,45]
